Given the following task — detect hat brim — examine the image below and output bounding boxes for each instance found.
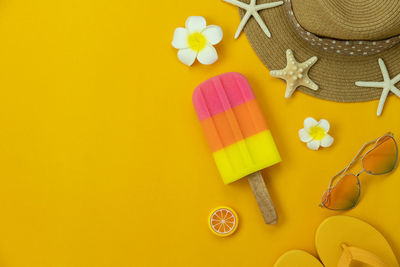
[239,1,400,102]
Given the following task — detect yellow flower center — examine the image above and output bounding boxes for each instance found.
[309,126,326,140]
[188,32,207,52]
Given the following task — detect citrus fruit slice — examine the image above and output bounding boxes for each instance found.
[208,206,238,237]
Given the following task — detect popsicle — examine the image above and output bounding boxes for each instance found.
[193,72,281,224]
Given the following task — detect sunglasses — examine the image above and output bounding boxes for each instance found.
[320,133,398,211]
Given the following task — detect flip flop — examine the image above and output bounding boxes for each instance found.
[274,216,399,267]
[274,250,323,267]
[316,216,399,267]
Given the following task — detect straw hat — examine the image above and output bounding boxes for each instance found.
[238,0,400,102]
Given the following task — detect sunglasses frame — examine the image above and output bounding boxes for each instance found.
[320,133,398,211]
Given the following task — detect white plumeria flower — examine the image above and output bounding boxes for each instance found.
[172,16,223,66]
[298,117,334,150]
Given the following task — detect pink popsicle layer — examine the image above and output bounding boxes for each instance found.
[193,72,255,121]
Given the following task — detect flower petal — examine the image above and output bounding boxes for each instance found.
[304,117,318,130]
[202,25,223,45]
[197,45,218,65]
[172,27,188,49]
[185,16,206,33]
[299,128,312,142]
[307,140,320,150]
[321,134,334,148]
[177,48,197,66]
[318,119,330,132]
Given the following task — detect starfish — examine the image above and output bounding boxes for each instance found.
[355,58,400,116]
[270,49,319,98]
[223,0,283,39]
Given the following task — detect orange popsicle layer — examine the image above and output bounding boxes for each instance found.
[200,99,268,152]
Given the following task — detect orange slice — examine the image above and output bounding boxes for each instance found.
[208,206,238,237]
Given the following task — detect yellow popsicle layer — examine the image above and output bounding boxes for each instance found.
[212,130,281,184]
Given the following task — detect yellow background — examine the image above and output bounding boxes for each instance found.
[0,0,399,266]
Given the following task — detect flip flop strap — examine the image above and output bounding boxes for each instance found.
[337,243,389,267]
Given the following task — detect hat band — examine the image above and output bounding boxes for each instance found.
[285,0,400,56]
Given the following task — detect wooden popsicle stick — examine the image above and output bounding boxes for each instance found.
[247,171,278,225]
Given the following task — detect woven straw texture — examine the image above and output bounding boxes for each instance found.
[239,0,400,102]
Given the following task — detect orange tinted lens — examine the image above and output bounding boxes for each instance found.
[321,174,360,210]
[363,136,398,175]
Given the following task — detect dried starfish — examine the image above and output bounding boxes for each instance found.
[223,0,283,39]
[356,58,400,116]
[270,49,319,98]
